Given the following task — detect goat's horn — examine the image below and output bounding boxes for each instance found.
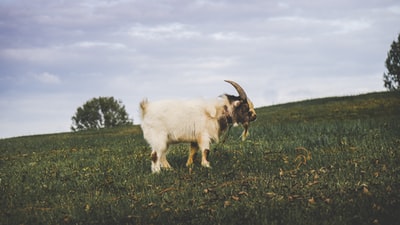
[225,80,248,100]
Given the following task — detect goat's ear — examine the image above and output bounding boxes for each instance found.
[233,100,242,107]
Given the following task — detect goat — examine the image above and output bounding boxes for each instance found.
[140,80,257,173]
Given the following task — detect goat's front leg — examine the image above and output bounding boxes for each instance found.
[151,151,161,173]
[201,148,211,168]
[150,141,168,173]
[160,151,172,170]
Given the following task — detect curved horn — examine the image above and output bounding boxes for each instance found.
[224,80,248,100]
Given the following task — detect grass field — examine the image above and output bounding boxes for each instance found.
[1,91,400,225]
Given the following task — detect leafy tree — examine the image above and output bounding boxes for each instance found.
[383,33,400,91]
[71,97,133,131]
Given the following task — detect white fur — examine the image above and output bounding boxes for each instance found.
[140,96,234,173]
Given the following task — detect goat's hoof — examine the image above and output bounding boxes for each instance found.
[201,162,211,168]
[151,169,161,174]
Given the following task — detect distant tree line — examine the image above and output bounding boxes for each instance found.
[71,97,133,131]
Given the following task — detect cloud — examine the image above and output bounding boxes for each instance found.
[210,32,252,41]
[265,15,371,38]
[71,41,126,49]
[127,23,201,40]
[126,23,257,42]
[33,72,61,84]
[388,5,400,14]
[1,47,56,63]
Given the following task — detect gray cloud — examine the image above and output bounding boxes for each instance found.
[0,0,399,138]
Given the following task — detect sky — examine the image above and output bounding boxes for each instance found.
[0,0,399,138]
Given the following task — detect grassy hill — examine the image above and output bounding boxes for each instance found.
[256,91,400,123]
[1,91,399,225]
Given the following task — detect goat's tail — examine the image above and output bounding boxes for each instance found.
[139,98,148,119]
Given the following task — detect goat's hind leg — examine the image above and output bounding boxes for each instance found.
[186,142,198,167]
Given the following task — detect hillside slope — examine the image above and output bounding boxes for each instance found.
[255,91,400,125]
[1,91,399,143]
[1,91,399,225]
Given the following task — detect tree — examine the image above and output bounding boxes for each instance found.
[383,33,400,91]
[71,97,133,131]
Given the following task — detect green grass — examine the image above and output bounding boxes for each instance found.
[1,91,400,225]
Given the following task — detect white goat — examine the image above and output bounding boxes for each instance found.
[140,80,256,173]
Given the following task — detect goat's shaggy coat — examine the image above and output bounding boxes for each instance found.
[140,80,256,173]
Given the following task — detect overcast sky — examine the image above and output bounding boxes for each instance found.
[0,0,399,138]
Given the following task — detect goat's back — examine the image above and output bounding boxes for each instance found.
[140,98,226,143]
